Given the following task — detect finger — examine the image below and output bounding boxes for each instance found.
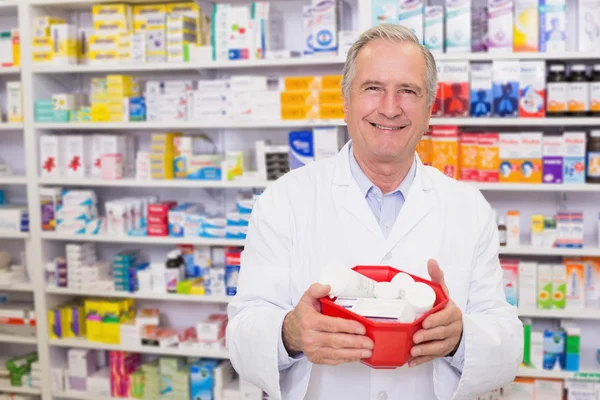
[314,314,367,335]
[413,325,449,344]
[324,348,373,361]
[310,331,374,350]
[409,355,436,367]
[422,303,460,329]
[410,339,453,358]
[307,283,332,300]
[319,357,365,366]
[427,259,449,295]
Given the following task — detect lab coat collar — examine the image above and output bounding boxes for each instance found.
[332,141,436,250]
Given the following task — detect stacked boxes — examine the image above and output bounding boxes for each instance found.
[147,201,177,236]
[150,132,181,179]
[91,4,133,64]
[109,351,142,398]
[133,4,167,63]
[67,349,97,391]
[142,361,160,399]
[66,243,97,290]
[48,301,86,339]
[55,190,99,235]
[113,250,141,292]
[193,80,232,120]
[280,75,343,120]
[91,78,109,122]
[146,80,192,122]
[52,24,78,65]
[107,75,139,122]
[32,17,66,64]
[167,16,197,62]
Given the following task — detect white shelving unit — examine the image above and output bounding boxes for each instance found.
[0,0,595,399]
[0,384,42,396]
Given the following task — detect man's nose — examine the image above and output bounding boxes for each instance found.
[379,91,403,119]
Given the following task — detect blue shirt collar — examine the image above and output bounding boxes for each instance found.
[348,143,416,198]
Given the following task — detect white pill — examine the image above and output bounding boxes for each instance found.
[374,282,402,299]
[405,282,436,316]
[390,273,415,297]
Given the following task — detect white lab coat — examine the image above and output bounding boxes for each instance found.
[227,142,523,400]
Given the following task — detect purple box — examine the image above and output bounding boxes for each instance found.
[542,136,564,183]
[472,5,488,52]
[68,376,87,391]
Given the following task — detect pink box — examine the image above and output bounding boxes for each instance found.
[101,154,123,180]
[147,224,168,236]
[147,202,177,216]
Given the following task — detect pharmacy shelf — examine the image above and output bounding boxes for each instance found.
[0,67,19,74]
[41,232,245,247]
[499,245,600,257]
[518,367,600,381]
[0,232,29,239]
[38,177,270,189]
[472,183,600,192]
[0,123,23,131]
[34,120,346,130]
[0,282,34,292]
[53,392,123,400]
[0,175,27,185]
[0,384,41,395]
[37,178,600,192]
[46,287,232,304]
[518,308,600,320]
[32,56,348,74]
[430,117,600,126]
[0,334,38,345]
[29,0,178,7]
[435,51,600,62]
[48,338,230,359]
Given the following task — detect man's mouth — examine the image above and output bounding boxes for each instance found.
[369,122,408,131]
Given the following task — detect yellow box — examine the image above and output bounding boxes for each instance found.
[319,104,345,120]
[48,308,60,339]
[477,134,499,182]
[167,2,202,44]
[89,34,119,50]
[32,36,52,49]
[89,51,119,64]
[281,105,319,120]
[11,29,19,67]
[133,4,167,32]
[167,16,197,35]
[94,20,130,34]
[107,74,131,84]
[34,17,65,30]
[101,300,121,344]
[431,127,459,180]
[284,76,319,91]
[63,304,86,338]
[92,4,131,17]
[499,133,521,183]
[84,300,103,342]
[322,75,343,89]
[318,89,343,105]
[280,91,318,106]
[33,51,52,63]
[416,134,432,166]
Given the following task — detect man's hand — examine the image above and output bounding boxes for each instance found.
[282,283,374,366]
[409,259,463,367]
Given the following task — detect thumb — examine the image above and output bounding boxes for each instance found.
[427,259,449,295]
[301,283,331,312]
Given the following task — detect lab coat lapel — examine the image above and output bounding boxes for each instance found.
[383,157,436,255]
[331,142,383,240]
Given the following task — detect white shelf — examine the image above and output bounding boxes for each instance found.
[518,367,600,381]
[0,283,34,292]
[499,245,600,257]
[0,334,38,345]
[46,287,233,304]
[519,308,600,320]
[34,120,346,130]
[472,183,600,192]
[53,392,124,400]
[0,123,23,131]
[0,176,27,185]
[436,51,600,61]
[48,338,230,359]
[0,67,19,74]
[38,177,269,189]
[430,117,600,126]
[0,384,41,395]
[33,56,347,74]
[41,232,245,247]
[0,232,29,239]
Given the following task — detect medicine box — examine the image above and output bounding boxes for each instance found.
[441,61,469,117]
[551,263,567,309]
[566,261,585,308]
[563,132,586,183]
[459,133,478,181]
[6,81,23,122]
[445,0,471,52]
[399,0,423,45]
[519,61,546,118]
[470,63,493,118]
[492,61,520,117]
[40,135,64,177]
[537,264,553,309]
[488,0,513,52]
[431,126,459,179]
[519,132,542,183]
[539,0,566,52]
[518,262,537,310]
[577,0,600,52]
[312,0,339,54]
[499,133,521,182]
[514,0,539,52]
[542,135,564,183]
[424,6,443,53]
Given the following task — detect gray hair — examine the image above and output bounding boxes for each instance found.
[341,24,438,106]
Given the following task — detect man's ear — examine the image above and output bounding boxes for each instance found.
[343,93,349,124]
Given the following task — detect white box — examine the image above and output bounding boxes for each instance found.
[578,0,600,51]
[534,379,563,400]
[517,261,537,310]
[0,31,13,67]
[488,0,513,52]
[539,0,566,52]
[312,0,338,55]
[445,0,471,52]
[68,349,96,378]
[424,6,444,53]
[302,5,313,55]
[6,81,23,122]
[313,127,344,160]
[530,331,544,370]
[64,135,92,177]
[40,135,65,177]
[398,0,423,44]
[50,24,78,65]
[506,210,521,247]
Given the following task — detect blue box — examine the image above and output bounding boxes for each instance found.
[289,130,314,169]
[470,63,493,117]
[190,360,218,400]
[492,61,520,117]
[225,265,240,296]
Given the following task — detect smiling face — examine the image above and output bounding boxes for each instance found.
[343,39,432,164]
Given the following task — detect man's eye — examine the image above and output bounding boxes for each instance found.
[366,86,380,91]
[401,89,416,95]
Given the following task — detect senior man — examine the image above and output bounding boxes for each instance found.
[227,24,523,400]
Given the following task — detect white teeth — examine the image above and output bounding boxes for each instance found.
[373,123,402,131]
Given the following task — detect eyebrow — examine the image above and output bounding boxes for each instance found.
[360,80,424,94]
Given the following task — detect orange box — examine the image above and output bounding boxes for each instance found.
[499,133,521,183]
[416,131,432,166]
[318,89,343,104]
[519,132,542,183]
[477,133,499,182]
[565,260,585,308]
[318,104,344,120]
[281,105,318,120]
[459,133,479,181]
[321,75,342,89]
[280,91,318,106]
[284,76,320,91]
[431,126,459,179]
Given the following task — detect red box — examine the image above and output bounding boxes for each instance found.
[147,224,168,236]
[320,266,448,369]
[147,214,168,225]
[147,201,177,216]
[431,82,443,117]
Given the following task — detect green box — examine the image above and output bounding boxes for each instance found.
[537,264,553,309]
[551,264,567,309]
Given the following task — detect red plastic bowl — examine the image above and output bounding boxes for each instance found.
[320,265,449,369]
